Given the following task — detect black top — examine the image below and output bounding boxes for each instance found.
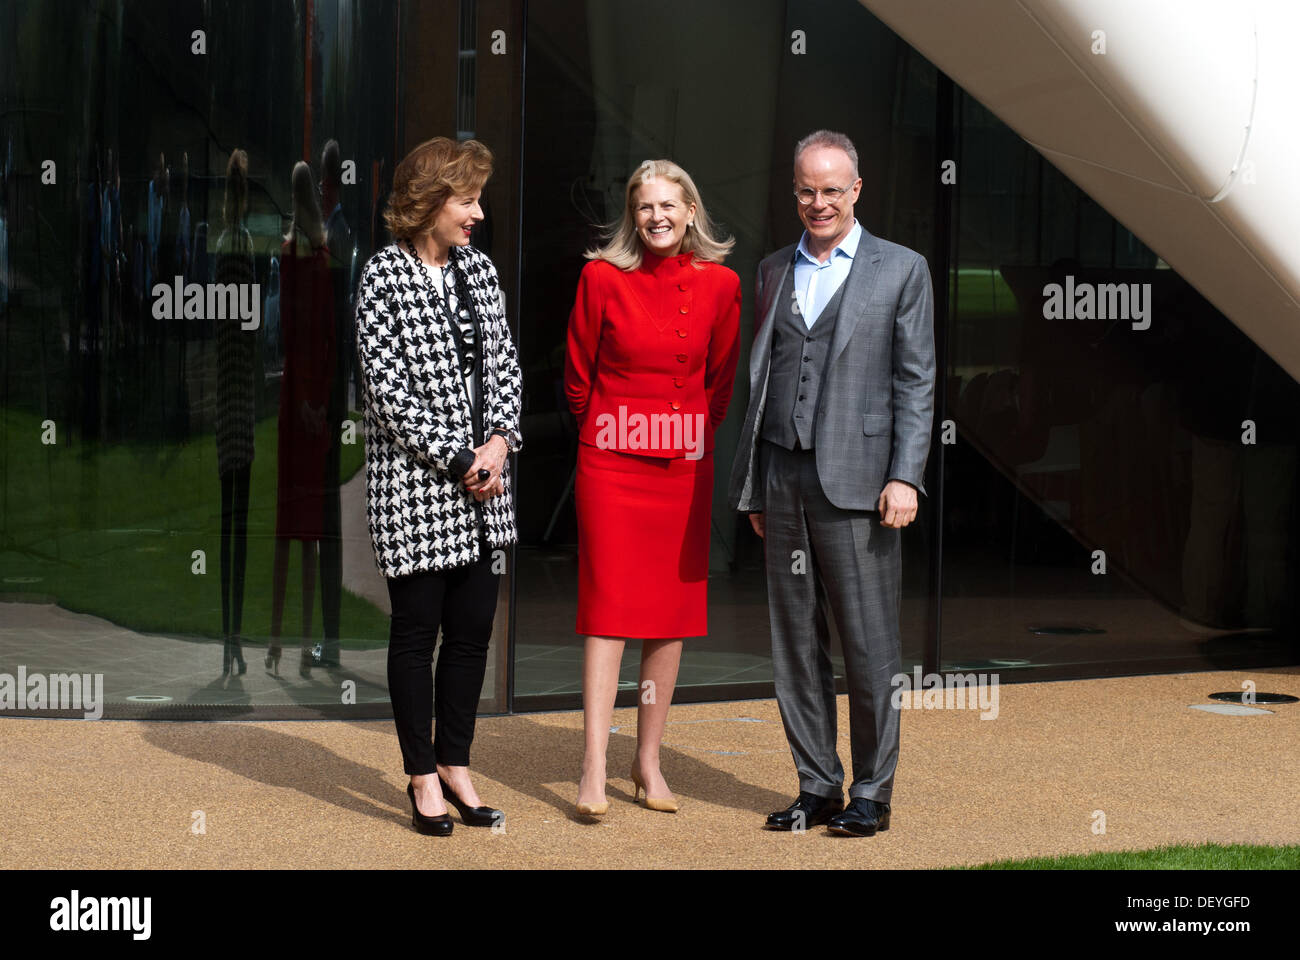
[404,240,486,458]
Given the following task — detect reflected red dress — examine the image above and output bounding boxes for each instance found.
[275,233,336,540]
[564,250,741,638]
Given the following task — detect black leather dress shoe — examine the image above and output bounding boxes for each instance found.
[438,775,502,827]
[826,797,891,837]
[765,791,844,831]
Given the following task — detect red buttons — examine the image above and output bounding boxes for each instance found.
[677,283,687,291]
[670,400,681,411]
[676,353,687,362]
[673,377,684,388]
[678,306,688,314]
[676,329,687,338]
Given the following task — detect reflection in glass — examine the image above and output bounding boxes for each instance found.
[941,94,1298,674]
[0,0,406,716]
[214,148,256,677]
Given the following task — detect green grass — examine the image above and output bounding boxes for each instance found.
[950,267,1020,321]
[0,407,390,649]
[960,843,1300,870]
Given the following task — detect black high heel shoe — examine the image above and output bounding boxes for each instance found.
[407,782,453,836]
[438,774,502,827]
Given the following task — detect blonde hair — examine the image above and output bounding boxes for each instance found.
[383,137,493,243]
[222,148,248,227]
[284,160,325,250]
[585,159,734,270]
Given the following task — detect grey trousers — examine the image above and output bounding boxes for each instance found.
[762,441,902,803]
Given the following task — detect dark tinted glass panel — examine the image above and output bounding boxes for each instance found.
[512,0,935,703]
[940,93,1299,675]
[0,0,525,717]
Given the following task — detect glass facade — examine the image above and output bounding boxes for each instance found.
[939,90,1299,678]
[1,0,1293,719]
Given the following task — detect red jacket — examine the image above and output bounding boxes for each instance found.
[565,250,741,458]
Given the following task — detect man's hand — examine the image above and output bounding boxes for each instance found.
[878,480,918,528]
[463,435,508,493]
[749,512,765,539]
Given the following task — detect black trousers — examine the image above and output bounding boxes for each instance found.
[386,546,499,774]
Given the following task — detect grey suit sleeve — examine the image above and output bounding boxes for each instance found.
[754,262,766,322]
[748,262,768,514]
[887,254,936,495]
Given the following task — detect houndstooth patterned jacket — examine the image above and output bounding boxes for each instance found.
[355,241,523,578]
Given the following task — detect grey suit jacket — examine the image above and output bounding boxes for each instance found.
[727,227,936,513]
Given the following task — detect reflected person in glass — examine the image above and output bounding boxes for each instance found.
[268,161,335,678]
[213,148,256,678]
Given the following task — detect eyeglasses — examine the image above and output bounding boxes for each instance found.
[793,183,855,205]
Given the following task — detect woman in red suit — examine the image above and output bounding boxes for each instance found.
[565,159,741,816]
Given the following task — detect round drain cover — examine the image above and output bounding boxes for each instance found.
[1208,691,1298,705]
[1190,703,1272,716]
[126,695,173,702]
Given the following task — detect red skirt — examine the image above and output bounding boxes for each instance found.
[575,443,713,638]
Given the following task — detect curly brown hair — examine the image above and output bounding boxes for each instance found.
[383,137,494,242]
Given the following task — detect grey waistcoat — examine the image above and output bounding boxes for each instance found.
[760,258,846,450]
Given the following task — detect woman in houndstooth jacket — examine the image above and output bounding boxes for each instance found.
[355,137,522,836]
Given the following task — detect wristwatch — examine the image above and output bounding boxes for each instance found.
[489,427,521,454]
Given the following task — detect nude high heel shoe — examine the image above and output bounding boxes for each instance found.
[575,798,609,817]
[630,766,678,813]
[575,772,609,817]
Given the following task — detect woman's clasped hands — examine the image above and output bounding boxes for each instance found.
[462,434,508,502]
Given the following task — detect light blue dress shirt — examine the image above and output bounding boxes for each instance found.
[793,219,862,329]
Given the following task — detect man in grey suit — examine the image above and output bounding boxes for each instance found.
[728,130,935,836]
